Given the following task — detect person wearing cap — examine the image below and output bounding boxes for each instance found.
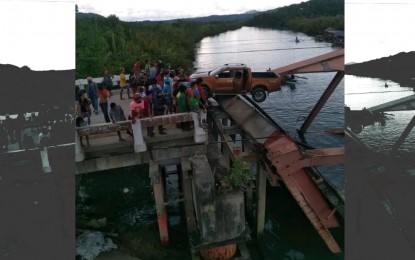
[86,76,99,114]
[129,93,145,124]
[109,102,133,141]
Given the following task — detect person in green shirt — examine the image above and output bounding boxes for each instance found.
[189,88,206,128]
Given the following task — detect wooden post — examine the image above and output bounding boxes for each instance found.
[149,162,169,245]
[256,162,266,237]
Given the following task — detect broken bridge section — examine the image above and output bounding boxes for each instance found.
[215,95,344,253]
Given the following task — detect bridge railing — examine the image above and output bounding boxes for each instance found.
[75,112,207,162]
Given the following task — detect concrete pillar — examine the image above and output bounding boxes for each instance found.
[189,154,216,241]
[192,112,207,143]
[149,162,169,245]
[40,148,52,173]
[131,120,147,152]
[75,131,84,162]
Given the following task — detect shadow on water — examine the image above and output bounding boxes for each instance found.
[258,182,344,260]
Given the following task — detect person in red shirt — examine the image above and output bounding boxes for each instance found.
[133,58,141,78]
[129,93,145,124]
[195,77,207,107]
[98,85,110,122]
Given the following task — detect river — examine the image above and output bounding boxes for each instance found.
[76,27,345,260]
[345,75,415,155]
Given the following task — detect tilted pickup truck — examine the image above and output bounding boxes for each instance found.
[190,64,281,102]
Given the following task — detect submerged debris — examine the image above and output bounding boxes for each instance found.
[76,230,117,260]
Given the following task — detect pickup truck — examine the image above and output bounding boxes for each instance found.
[189,64,281,102]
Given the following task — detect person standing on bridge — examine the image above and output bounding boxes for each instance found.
[153,91,168,135]
[119,67,128,100]
[133,58,141,79]
[98,85,111,123]
[149,63,157,82]
[86,76,99,114]
[144,59,151,77]
[195,77,207,107]
[142,91,155,137]
[109,102,133,141]
[129,93,145,125]
[189,89,207,128]
[102,69,114,97]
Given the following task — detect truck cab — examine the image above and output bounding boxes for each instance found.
[190,64,281,102]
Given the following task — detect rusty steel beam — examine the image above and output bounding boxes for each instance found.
[367,94,415,113]
[298,71,345,134]
[264,133,342,253]
[273,147,344,175]
[390,115,415,155]
[271,49,344,76]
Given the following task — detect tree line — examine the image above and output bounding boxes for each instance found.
[76,15,242,79]
[246,0,344,35]
[76,0,344,79]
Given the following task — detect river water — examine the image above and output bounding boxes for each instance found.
[76,27,345,259]
[345,75,415,155]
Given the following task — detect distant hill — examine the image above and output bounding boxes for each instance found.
[245,0,344,35]
[167,11,259,23]
[76,12,104,19]
[0,64,74,114]
[346,51,415,88]
[76,10,258,24]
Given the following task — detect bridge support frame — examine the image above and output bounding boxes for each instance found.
[390,115,415,155]
[149,161,169,245]
[298,71,344,134]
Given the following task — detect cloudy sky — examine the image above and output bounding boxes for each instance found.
[76,0,305,21]
[345,0,415,63]
[0,0,74,71]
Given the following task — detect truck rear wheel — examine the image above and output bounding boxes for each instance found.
[251,88,267,102]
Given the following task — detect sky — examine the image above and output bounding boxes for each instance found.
[0,0,75,71]
[76,0,305,21]
[345,0,415,63]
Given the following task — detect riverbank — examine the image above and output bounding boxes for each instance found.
[346,51,415,88]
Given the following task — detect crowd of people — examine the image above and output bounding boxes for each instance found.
[75,59,208,146]
[0,107,74,152]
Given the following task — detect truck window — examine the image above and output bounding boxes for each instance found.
[218,71,231,78]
